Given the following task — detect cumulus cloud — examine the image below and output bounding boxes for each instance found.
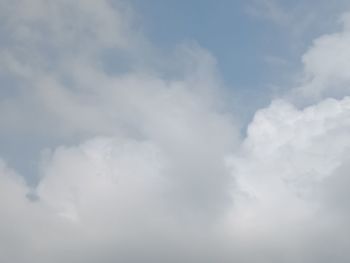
[224,96,350,263]
[229,96,350,222]
[295,13,350,99]
[1,0,350,262]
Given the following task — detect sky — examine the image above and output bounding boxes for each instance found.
[1,0,350,262]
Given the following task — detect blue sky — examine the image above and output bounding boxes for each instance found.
[133,0,287,90]
[130,0,350,119]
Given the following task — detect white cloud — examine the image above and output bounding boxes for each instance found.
[0,0,239,261]
[1,0,350,262]
[37,137,165,224]
[229,96,350,221]
[295,13,350,99]
[224,96,350,262]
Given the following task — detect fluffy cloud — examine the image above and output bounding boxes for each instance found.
[228,96,350,225]
[1,0,350,262]
[0,0,237,262]
[0,0,238,261]
[295,12,350,99]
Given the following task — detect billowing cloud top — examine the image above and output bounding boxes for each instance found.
[1,0,350,262]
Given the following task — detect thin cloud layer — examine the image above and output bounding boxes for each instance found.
[0,0,350,262]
